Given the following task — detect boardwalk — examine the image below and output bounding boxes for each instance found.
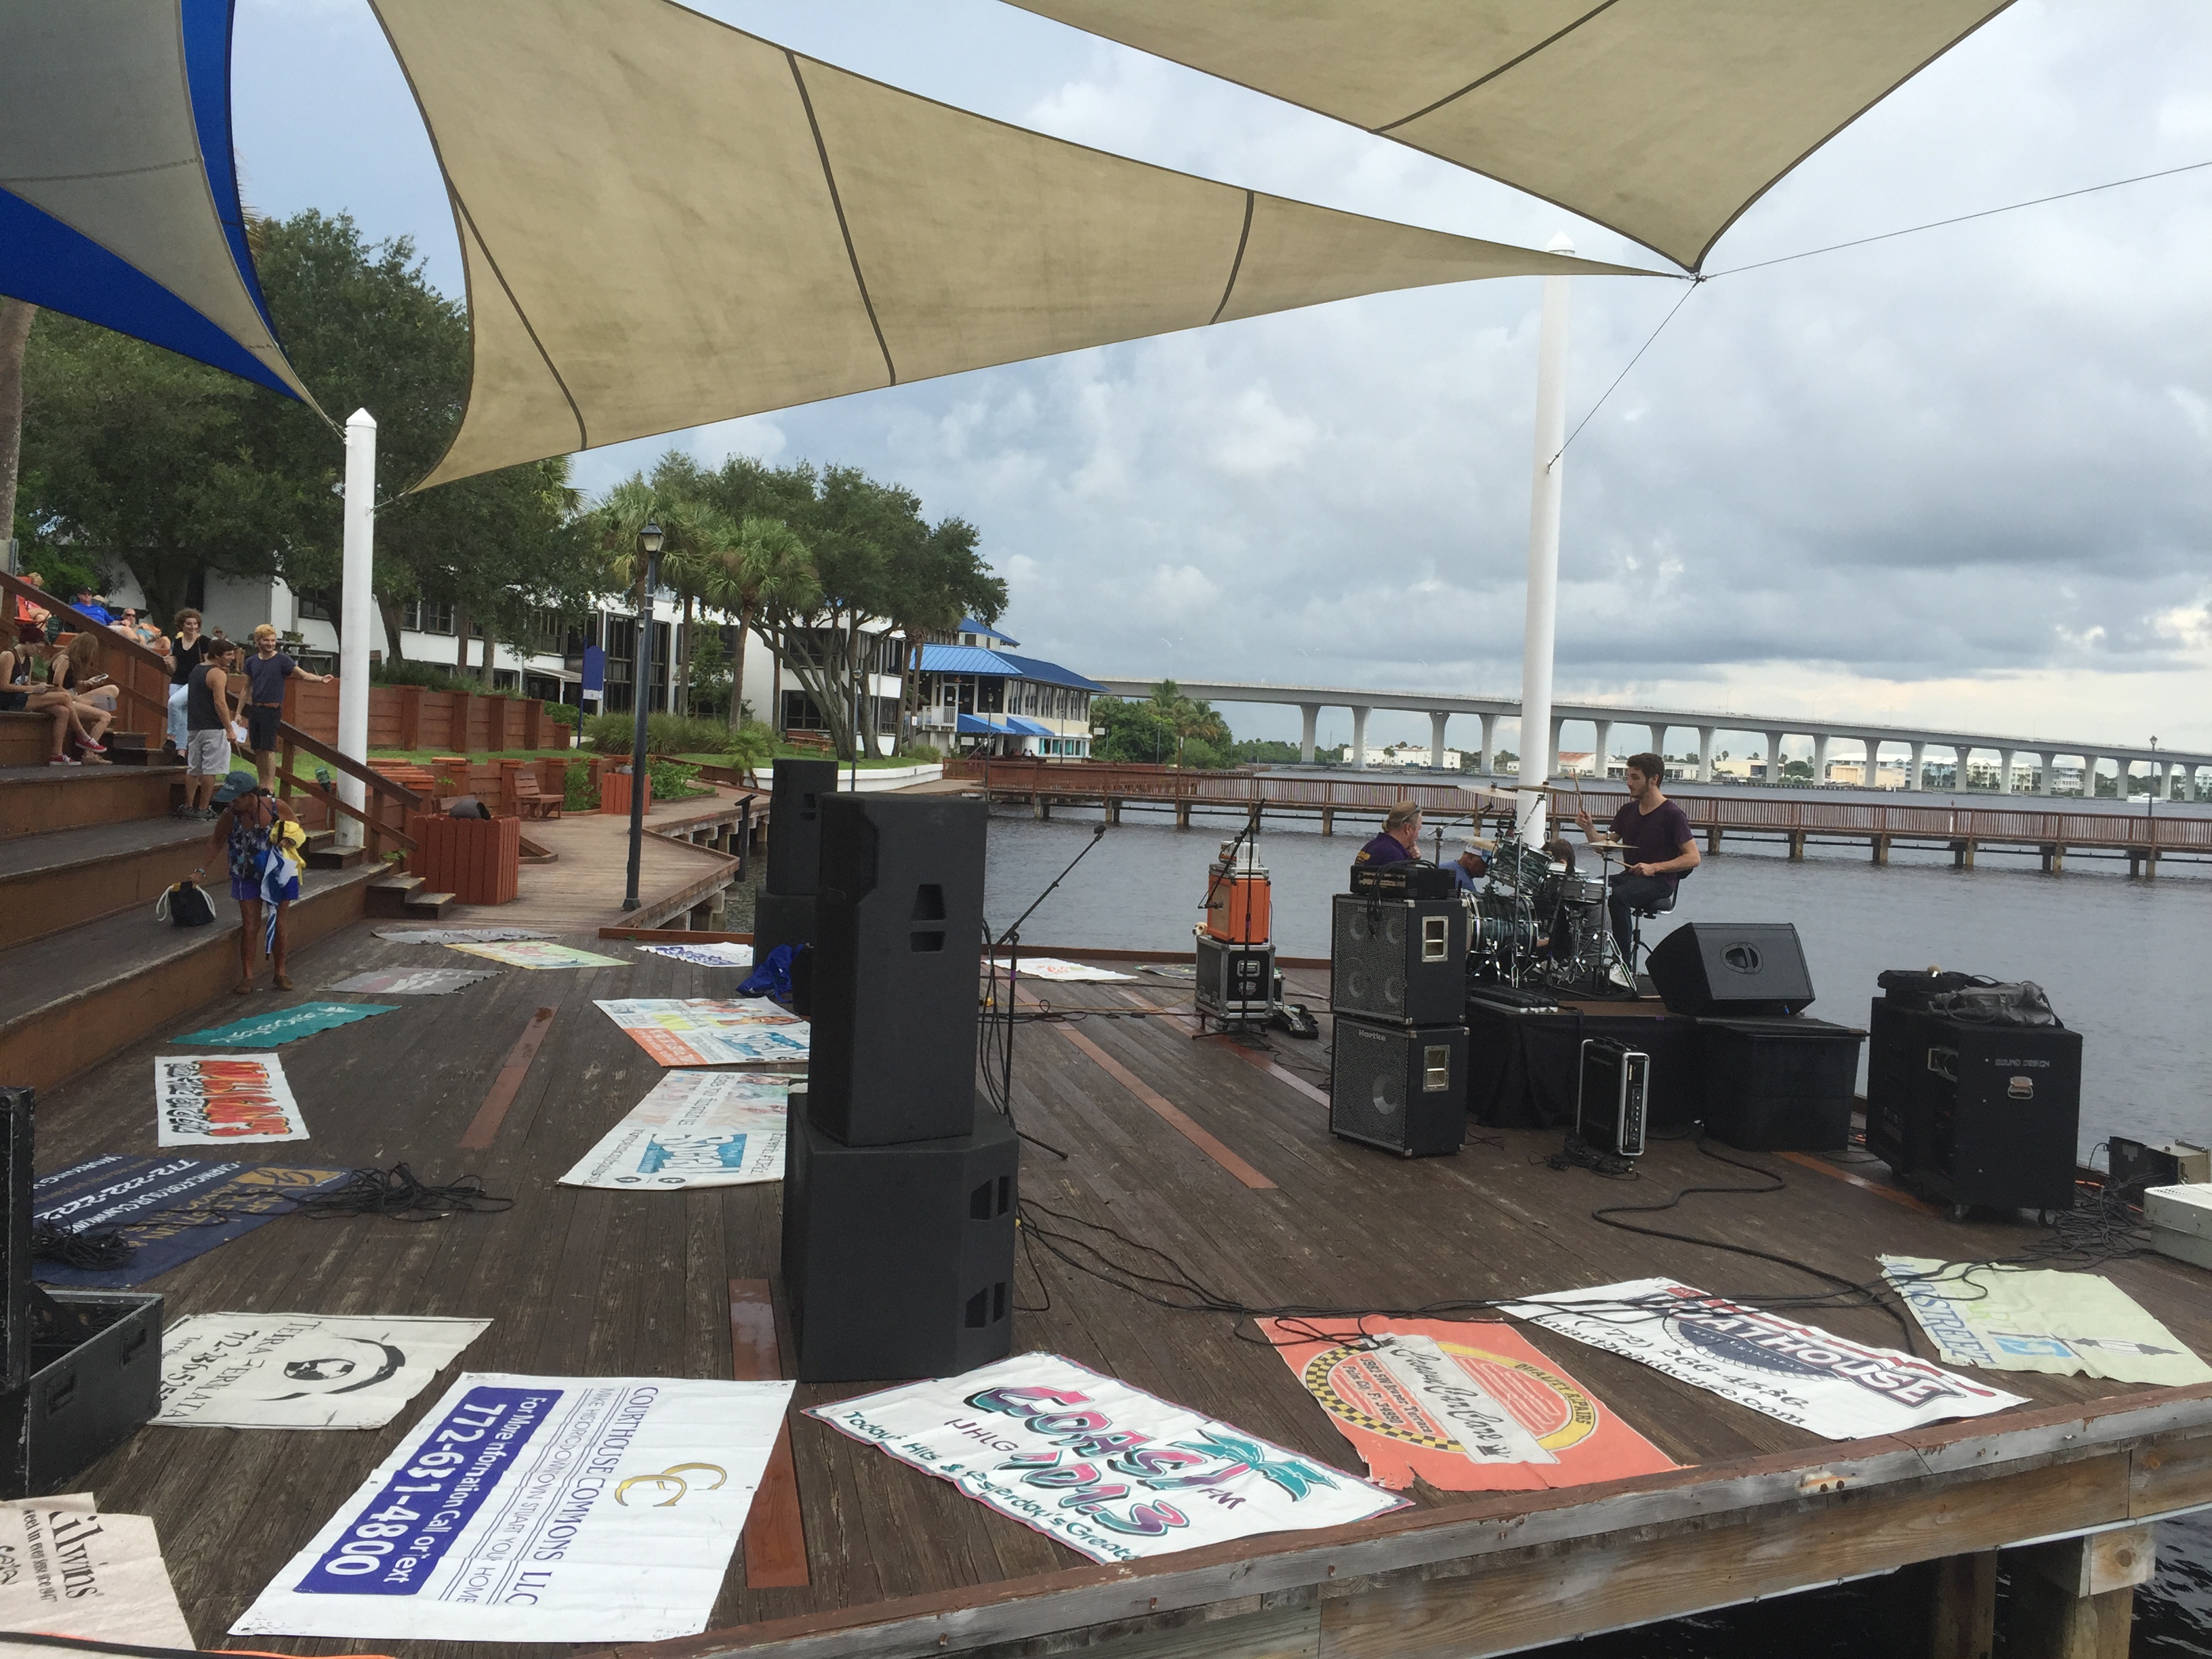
[39,937,2212,1656]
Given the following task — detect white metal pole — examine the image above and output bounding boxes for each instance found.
[337,408,376,849]
[1517,234,1574,847]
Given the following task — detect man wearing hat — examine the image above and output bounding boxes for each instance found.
[1354,800,1422,868]
[1448,838,1491,895]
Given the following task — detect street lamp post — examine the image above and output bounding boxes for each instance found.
[2148,736,2159,826]
[622,522,664,913]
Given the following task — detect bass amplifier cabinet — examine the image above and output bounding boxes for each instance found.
[781,1090,1017,1382]
[1576,1036,1650,1158]
[1695,1017,1864,1152]
[1647,923,1815,1017]
[765,758,840,897]
[1868,1012,2081,1212]
[807,795,987,1147]
[1332,895,1469,1027]
[1330,1016,1466,1158]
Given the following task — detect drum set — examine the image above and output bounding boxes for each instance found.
[1462,836,1626,996]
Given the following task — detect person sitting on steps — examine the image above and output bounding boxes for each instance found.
[0,621,26,716]
[196,784,301,993]
[31,633,115,764]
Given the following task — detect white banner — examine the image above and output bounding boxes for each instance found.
[808,1353,1404,1565]
[594,998,810,1067]
[234,1373,792,1643]
[638,942,754,967]
[0,1494,192,1654]
[160,1313,494,1430]
[1881,1256,2212,1386]
[560,1072,794,1189]
[376,926,552,944]
[154,1054,307,1145]
[988,957,1135,983]
[1500,1278,2028,1438]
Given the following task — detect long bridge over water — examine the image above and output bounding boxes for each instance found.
[1099,679,2212,799]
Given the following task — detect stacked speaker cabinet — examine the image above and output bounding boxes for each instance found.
[1328,890,1468,1157]
[780,794,1017,1381]
[754,758,840,958]
[1647,923,1816,1017]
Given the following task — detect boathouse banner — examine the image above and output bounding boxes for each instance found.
[1502,1279,2028,1438]
[33,1156,350,1288]
[1258,1317,1678,1492]
[637,942,755,967]
[808,1353,1405,1565]
[0,1493,194,1653]
[449,939,627,970]
[594,998,811,1067]
[559,1072,794,1190]
[1881,1257,2212,1387]
[154,1055,308,1146]
[234,1373,792,1642]
[328,967,500,995]
[159,1314,495,1430]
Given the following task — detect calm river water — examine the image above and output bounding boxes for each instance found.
[972,798,2212,1654]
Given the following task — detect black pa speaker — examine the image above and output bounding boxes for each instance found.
[781,1090,1017,1381]
[765,758,840,897]
[1694,1017,1864,1151]
[752,890,816,959]
[1330,895,1469,1026]
[807,794,987,1145]
[1647,922,1814,1017]
[1874,1012,2081,1211]
[1329,1015,1466,1157]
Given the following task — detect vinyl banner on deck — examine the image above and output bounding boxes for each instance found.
[594,998,810,1067]
[0,1493,193,1653]
[328,968,499,996]
[173,1001,398,1048]
[637,943,754,967]
[233,1373,792,1643]
[1258,1318,1679,1492]
[33,1156,350,1288]
[808,1353,1405,1565]
[159,1313,495,1430]
[1881,1257,2212,1386]
[447,940,627,969]
[153,1054,308,1145]
[988,957,1134,982]
[559,1071,794,1189]
[1501,1279,2028,1438]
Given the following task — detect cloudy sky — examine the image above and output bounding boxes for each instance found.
[232,1,2212,756]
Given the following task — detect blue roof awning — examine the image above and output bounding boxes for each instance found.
[956,714,1004,735]
[1004,716,1055,736]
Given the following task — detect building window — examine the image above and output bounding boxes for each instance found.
[781,690,826,731]
[296,588,337,623]
[404,598,456,634]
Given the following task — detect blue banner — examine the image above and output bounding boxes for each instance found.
[33,1155,351,1287]
[297,1385,560,1596]
[173,1000,398,1048]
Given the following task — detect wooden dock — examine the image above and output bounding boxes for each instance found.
[958,760,2212,872]
[30,928,2212,1657]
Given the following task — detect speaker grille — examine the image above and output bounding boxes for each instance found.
[1331,895,1466,1025]
[1331,1022,1405,1146]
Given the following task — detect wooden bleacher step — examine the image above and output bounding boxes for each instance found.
[304,830,365,871]
[365,871,457,919]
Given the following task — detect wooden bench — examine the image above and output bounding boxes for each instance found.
[783,729,835,756]
[501,760,562,820]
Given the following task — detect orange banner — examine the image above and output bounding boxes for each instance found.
[1259,1317,1679,1492]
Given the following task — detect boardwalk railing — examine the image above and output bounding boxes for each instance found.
[948,758,2212,864]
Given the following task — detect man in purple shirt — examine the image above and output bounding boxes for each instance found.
[1576,752,1699,964]
[1353,801,1421,869]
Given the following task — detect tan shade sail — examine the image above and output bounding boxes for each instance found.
[1010,1,2015,271]
[368,0,1649,491]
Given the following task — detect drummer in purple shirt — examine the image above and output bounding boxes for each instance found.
[1576,753,1700,962]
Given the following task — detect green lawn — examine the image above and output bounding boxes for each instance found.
[672,750,926,771]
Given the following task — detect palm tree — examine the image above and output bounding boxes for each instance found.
[701,517,819,731]
[657,499,736,717]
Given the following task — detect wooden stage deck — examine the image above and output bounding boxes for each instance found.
[39,934,2212,1658]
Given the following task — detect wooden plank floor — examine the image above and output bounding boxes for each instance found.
[39,937,2212,1657]
[441,786,752,930]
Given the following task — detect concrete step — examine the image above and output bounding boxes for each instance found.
[0,764,184,838]
[0,816,216,951]
[0,862,379,1093]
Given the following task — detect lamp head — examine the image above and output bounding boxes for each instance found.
[638,522,664,557]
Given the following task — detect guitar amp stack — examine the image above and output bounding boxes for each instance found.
[1328,874,1468,1158]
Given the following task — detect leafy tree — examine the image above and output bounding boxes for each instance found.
[16,211,603,642]
[1231,738,1300,764]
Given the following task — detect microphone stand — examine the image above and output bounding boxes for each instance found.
[987,823,1107,1160]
